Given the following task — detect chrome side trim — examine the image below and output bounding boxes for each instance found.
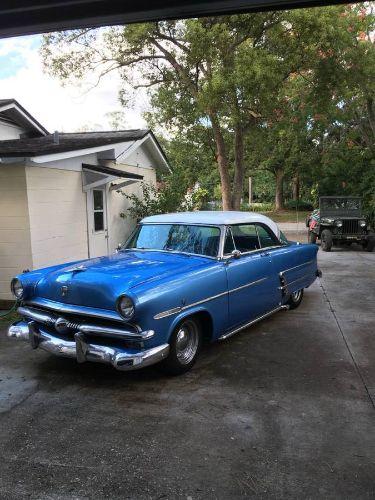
[281,259,314,274]
[219,305,289,341]
[228,277,268,294]
[280,273,312,289]
[154,277,268,320]
[18,305,154,341]
[154,290,228,320]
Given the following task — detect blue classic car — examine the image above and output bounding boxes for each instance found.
[8,211,320,375]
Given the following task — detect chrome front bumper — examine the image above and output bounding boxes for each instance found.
[8,321,169,371]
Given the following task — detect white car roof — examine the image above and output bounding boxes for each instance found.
[141,211,281,238]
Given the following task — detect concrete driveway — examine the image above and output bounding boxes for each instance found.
[0,244,374,499]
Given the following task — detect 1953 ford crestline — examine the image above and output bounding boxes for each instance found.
[8,211,321,375]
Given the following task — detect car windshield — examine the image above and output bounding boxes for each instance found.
[320,198,361,215]
[125,224,221,258]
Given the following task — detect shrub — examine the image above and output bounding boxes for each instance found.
[284,199,314,211]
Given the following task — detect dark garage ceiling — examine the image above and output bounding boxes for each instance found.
[0,0,356,38]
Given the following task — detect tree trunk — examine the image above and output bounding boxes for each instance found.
[232,123,244,210]
[292,172,300,201]
[275,168,284,211]
[209,112,233,210]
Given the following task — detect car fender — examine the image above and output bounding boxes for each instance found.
[167,305,215,342]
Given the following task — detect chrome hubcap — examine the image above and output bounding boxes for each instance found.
[292,290,302,302]
[175,320,199,365]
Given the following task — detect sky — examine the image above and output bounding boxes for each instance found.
[0,35,147,133]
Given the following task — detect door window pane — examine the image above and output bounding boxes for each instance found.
[94,212,104,231]
[231,224,260,252]
[256,224,279,248]
[93,190,104,210]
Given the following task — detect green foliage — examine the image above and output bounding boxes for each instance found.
[284,200,314,211]
[41,5,374,213]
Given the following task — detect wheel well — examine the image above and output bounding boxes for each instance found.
[184,311,213,342]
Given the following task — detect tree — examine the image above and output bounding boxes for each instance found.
[41,5,373,211]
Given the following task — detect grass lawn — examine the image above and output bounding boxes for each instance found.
[260,210,309,223]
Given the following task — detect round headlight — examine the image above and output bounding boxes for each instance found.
[359,220,366,227]
[11,278,24,299]
[117,295,135,320]
[335,220,343,227]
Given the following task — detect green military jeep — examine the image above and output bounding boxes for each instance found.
[306,196,375,252]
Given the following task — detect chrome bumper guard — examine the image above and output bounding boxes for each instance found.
[17,305,154,341]
[8,320,169,371]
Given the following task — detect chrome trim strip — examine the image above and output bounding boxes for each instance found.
[154,290,228,320]
[219,305,289,341]
[228,277,268,294]
[25,298,124,323]
[154,277,268,320]
[281,259,314,274]
[18,305,154,341]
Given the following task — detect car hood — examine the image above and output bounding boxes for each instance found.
[34,250,210,309]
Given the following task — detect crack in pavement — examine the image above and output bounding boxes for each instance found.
[319,277,375,410]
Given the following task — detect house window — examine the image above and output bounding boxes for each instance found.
[93,189,104,231]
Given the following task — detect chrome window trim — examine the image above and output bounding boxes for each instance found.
[220,222,283,259]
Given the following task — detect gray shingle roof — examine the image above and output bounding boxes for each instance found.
[0,129,149,157]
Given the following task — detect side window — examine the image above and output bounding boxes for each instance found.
[231,224,260,252]
[256,224,279,248]
[224,228,235,254]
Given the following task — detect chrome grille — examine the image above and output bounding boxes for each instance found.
[342,219,359,234]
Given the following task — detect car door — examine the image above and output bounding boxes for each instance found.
[224,224,280,330]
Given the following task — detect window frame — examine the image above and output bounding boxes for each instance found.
[123,222,223,259]
[222,222,282,258]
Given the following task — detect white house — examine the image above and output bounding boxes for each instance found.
[0,99,170,303]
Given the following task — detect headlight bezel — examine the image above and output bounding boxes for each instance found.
[11,277,24,299]
[335,220,343,228]
[116,294,135,320]
[359,220,367,228]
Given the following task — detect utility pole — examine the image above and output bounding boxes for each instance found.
[248,177,253,206]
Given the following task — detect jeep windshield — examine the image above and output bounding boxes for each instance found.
[319,197,362,217]
[124,224,221,258]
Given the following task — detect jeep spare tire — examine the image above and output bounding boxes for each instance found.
[321,229,333,252]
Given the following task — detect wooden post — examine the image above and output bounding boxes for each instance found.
[248,177,253,206]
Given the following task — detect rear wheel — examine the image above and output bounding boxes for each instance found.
[308,231,317,244]
[321,229,333,252]
[158,317,202,375]
[287,289,304,310]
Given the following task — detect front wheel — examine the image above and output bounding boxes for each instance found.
[364,236,375,252]
[321,229,333,252]
[286,289,304,310]
[158,317,202,375]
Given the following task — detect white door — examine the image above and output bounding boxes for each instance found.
[87,188,109,257]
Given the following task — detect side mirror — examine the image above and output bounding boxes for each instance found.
[231,249,241,259]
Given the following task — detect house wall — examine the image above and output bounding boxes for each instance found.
[106,160,156,253]
[25,166,89,269]
[0,165,33,302]
[0,119,25,140]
